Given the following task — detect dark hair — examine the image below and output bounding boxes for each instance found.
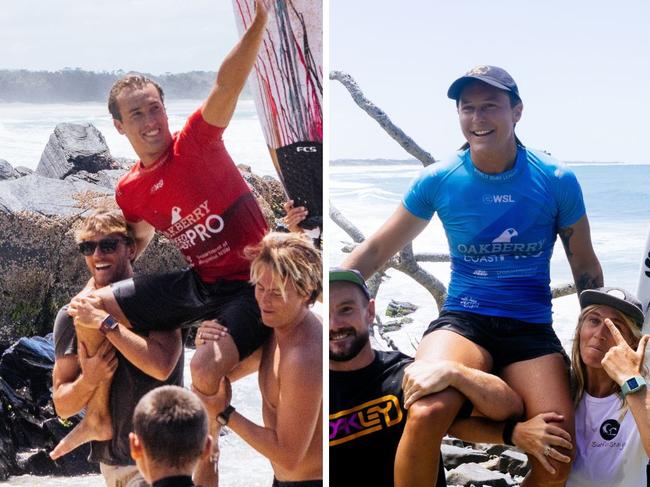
[108,74,165,121]
[132,386,208,469]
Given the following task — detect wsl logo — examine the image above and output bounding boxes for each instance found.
[599,419,620,440]
[482,194,516,204]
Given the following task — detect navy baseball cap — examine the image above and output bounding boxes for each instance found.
[330,268,370,299]
[448,65,521,102]
[579,287,645,328]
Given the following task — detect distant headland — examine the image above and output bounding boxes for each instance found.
[0,69,252,103]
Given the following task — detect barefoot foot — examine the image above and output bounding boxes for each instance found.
[50,412,112,460]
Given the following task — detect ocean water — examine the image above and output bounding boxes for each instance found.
[330,160,650,352]
[0,99,276,177]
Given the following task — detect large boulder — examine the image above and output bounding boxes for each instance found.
[0,160,20,181]
[36,123,116,180]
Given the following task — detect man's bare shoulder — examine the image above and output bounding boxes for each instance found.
[279,311,322,370]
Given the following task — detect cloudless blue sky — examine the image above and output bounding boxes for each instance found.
[330,0,650,163]
[0,0,238,74]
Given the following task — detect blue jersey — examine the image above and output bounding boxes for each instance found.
[403,147,585,323]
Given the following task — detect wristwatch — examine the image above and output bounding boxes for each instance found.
[99,314,119,335]
[621,375,646,397]
[217,405,236,426]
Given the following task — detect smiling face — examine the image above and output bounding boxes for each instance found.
[329,281,375,369]
[457,80,522,169]
[113,83,173,166]
[254,266,309,329]
[82,232,135,288]
[579,305,637,368]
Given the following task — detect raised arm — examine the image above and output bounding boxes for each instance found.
[402,360,524,420]
[601,319,650,456]
[342,204,429,279]
[202,0,268,127]
[558,215,603,293]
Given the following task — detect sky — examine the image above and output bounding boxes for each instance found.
[0,0,238,74]
[330,0,650,164]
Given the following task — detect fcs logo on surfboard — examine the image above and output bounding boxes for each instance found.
[296,145,318,153]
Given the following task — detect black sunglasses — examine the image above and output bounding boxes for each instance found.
[78,237,128,256]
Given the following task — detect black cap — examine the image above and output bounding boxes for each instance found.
[579,287,645,328]
[448,65,520,102]
[329,268,370,299]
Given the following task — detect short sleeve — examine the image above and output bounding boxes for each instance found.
[176,108,226,151]
[53,307,77,358]
[555,166,586,228]
[402,168,438,221]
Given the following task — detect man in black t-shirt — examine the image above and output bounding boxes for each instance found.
[329,269,524,487]
[52,209,185,487]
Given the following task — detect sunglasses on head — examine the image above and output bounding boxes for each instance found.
[78,237,128,256]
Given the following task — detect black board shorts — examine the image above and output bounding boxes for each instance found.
[272,479,322,487]
[423,310,568,369]
[111,268,270,360]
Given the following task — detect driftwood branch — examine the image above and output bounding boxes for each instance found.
[330,71,436,167]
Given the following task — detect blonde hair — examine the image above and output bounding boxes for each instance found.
[75,208,133,243]
[245,232,322,305]
[571,304,642,407]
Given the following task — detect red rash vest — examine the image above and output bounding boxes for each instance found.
[115,109,268,283]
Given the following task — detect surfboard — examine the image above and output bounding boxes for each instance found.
[232,0,323,235]
[636,224,650,331]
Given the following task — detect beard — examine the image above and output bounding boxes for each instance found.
[329,327,370,362]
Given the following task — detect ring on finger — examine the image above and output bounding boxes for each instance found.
[543,445,552,457]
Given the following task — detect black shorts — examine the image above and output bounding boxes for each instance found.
[272,479,322,487]
[423,310,568,369]
[111,269,270,360]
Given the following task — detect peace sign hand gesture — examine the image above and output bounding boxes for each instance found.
[601,318,650,386]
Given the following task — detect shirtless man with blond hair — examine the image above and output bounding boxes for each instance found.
[196,231,322,486]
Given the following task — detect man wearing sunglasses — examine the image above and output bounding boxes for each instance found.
[52,208,185,487]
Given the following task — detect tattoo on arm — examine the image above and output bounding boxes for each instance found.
[576,273,602,293]
[558,227,574,258]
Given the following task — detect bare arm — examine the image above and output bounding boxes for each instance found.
[228,346,322,470]
[68,296,182,381]
[201,0,268,127]
[402,360,523,420]
[449,413,572,475]
[342,204,429,279]
[104,326,183,381]
[558,215,603,293]
[52,341,117,418]
[129,219,155,261]
[601,319,650,455]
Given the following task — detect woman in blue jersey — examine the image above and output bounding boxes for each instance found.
[342,65,603,486]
